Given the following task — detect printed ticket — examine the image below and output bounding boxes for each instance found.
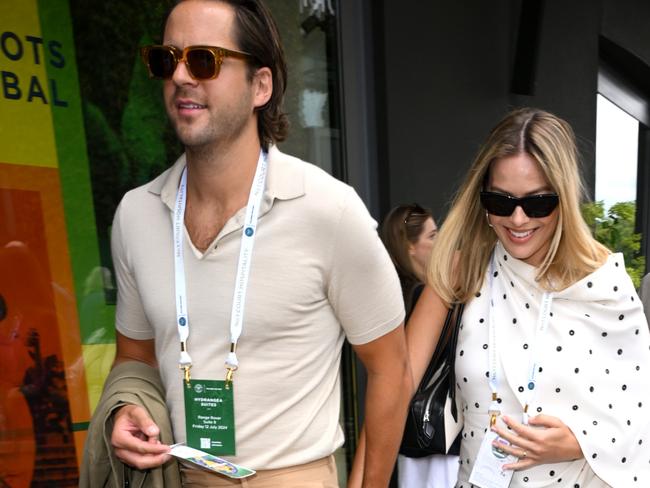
[170,444,256,479]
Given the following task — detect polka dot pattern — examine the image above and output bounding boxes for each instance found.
[453,243,650,487]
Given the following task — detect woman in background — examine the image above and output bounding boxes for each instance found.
[380,204,459,488]
[380,204,438,319]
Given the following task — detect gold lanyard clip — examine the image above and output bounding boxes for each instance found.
[489,392,499,427]
[180,364,191,386]
[225,367,236,389]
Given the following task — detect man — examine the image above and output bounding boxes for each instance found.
[108,0,412,486]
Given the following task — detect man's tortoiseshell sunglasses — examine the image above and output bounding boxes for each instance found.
[140,45,252,80]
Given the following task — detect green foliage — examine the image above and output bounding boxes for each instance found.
[70,0,180,254]
[581,201,646,288]
[121,34,170,184]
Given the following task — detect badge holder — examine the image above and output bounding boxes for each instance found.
[184,374,236,456]
[468,429,517,488]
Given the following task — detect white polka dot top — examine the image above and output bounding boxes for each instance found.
[455,242,650,488]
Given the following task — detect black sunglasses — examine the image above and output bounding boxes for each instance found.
[480,191,559,218]
[140,45,251,80]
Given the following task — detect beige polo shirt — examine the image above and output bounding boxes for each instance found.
[111,146,404,469]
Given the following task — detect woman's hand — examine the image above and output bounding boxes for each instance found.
[347,428,365,488]
[491,414,583,471]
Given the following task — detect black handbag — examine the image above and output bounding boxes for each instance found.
[399,302,464,458]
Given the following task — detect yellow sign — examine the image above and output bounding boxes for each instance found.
[0,0,60,167]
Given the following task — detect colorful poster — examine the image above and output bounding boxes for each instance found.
[2,0,176,484]
[0,169,84,486]
[1,0,104,484]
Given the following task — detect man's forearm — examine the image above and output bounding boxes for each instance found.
[362,363,413,487]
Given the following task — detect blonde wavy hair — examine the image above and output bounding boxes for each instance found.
[429,108,609,304]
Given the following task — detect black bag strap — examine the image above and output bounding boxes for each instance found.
[447,303,464,421]
[415,302,465,419]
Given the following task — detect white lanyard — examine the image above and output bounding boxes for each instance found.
[173,150,268,386]
[487,255,553,425]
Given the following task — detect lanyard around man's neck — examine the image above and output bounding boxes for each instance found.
[173,150,268,388]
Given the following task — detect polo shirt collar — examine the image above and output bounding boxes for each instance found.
[265,145,306,201]
[148,145,306,212]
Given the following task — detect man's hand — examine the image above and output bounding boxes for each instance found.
[111,404,171,470]
[491,414,584,471]
[110,334,169,469]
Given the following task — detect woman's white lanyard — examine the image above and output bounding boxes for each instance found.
[487,255,553,426]
[173,150,268,388]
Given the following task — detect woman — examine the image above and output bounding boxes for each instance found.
[408,108,650,487]
[381,205,459,488]
[380,203,438,318]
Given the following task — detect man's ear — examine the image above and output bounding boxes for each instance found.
[253,67,273,108]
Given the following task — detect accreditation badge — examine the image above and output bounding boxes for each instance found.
[184,379,236,455]
[468,430,517,488]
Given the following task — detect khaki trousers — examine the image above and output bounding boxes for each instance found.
[180,455,339,487]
